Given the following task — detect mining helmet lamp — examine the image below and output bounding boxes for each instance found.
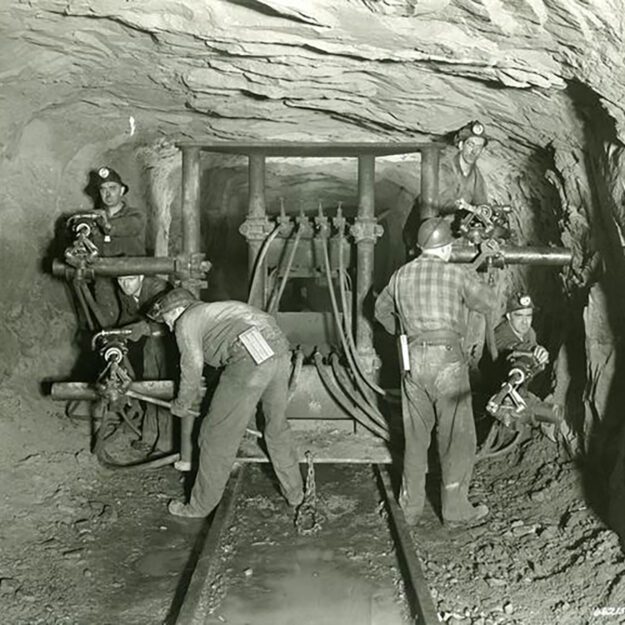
[454,120,489,146]
[95,166,129,193]
[506,292,536,313]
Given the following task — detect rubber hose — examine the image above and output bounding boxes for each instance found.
[329,353,388,431]
[320,237,380,413]
[336,234,387,397]
[267,225,303,313]
[288,349,304,402]
[247,225,281,306]
[313,353,389,441]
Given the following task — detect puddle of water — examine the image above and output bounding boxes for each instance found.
[134,548,190,577]
[207,546,405,625]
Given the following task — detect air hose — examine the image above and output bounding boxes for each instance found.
[267,225,303,314]
[247,225,281,306]
[313,353,389,441]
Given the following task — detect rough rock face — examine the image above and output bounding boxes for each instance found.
[1,0,625,532]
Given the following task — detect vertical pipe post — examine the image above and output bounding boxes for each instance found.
[420,146,440,220]
[354,155,378,369]
[178,146,201,472]
[247,154,267,307]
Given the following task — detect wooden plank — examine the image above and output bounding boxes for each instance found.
[169,465,246,625]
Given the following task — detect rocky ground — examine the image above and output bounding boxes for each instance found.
[1,378,624,624]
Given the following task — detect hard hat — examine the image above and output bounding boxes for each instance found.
[148,287,197,321]
[506,292,536,313]
[417,218,454,250]
[453,120,489,147]
[95,167,129,193]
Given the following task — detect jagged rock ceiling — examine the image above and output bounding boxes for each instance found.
[1,0,625,433]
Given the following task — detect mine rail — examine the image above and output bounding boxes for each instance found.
[165,463,439,625]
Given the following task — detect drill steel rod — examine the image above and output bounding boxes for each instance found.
[450,246,572,267]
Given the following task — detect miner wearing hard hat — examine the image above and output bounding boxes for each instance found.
[375,218,495,526]
[495,292,548,365]
[148,288,304,518]
[89,167,147,326]
[403,121,489,257]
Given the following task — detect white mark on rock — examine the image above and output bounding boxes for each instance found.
[129,116,136,136]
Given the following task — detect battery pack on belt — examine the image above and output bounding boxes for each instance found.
[238,327,275,365]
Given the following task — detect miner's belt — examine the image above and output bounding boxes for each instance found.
[408,330,462,346]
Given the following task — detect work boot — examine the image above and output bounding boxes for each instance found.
[444,503,489,528]
[168,500,206,518]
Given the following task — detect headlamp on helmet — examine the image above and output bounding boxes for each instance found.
[506,292,536,313]
[454,120,489,147]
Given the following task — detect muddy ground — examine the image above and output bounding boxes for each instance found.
[1,377,625,624]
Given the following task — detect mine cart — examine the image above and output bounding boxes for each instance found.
[50,141,572,470]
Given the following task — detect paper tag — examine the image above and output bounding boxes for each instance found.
[398,334,411,372]
[238,327,275,365]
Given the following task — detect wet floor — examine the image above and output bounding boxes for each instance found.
[203,464,409,625]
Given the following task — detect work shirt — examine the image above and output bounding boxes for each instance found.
[436,153,488,215]
[375,256,493,339]
[174,301,289,411]
[117,276,170,326]
[93,203,146,257]
[494,319,537,355]
[403,151,488,252]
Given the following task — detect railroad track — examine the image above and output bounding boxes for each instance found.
[163,462,439,625]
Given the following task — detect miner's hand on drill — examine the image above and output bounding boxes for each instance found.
[93,209,112,234]
[533,345,549,366]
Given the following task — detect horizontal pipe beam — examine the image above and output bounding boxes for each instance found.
[450,246,572,267]
[52,256,211,279]
[51,381,176,401]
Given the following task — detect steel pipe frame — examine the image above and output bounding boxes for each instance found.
[51,381,176,401]
[246,154,268,308]
[450,246,572,267]
[419,146,440,220]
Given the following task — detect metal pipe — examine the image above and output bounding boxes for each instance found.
[449,246,572,267]
[181,146,202,262]
[247,154,267,306]
[180,146,202,472]
[355,154,376,357]
[420,146,440,220]
[53,257,181,278]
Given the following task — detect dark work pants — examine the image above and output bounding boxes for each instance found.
[187,352,303,515]
[400,343,478,522]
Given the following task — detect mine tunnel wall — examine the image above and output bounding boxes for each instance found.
[3,92,625,542]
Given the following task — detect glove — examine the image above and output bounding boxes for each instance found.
[533,345,549,366]
[170,398,196,419]
[123,320,151,342]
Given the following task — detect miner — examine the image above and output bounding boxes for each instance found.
[116,274,173,453]
[491,292,561,436]
[148,288,304,518]
[375,218,494,526]
[403,120,489,256]
[90,167,146,326]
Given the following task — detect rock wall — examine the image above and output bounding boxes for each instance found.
[2,0,625,534]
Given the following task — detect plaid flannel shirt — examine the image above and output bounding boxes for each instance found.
[374,256,494,338]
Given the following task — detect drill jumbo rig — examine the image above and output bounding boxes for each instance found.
[50,141,572,471]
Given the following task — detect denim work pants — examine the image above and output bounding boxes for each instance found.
[188,352,303,515]
[400,342,478,522]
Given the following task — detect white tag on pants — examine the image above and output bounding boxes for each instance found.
[398,334,411,372]
[238,327,275,364]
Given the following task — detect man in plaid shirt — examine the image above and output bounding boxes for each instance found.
[375,217,495,526]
